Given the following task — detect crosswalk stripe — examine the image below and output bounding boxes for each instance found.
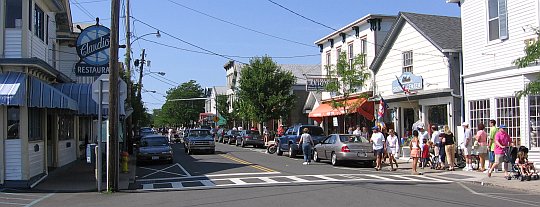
[142,184,153,189]
[258,177,280,183]
[363,174,394,181]
[284,176,311,182]
[200,180,216,187]
[387,175,423,181]
[229,178,247,185]
[171,182,183,188]
[312,175,340,181]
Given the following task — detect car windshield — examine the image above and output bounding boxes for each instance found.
[246,130,259,135]
[302,127,324,136]
[141,137,168,147]
[190,130,210,137]
[339,135,369,143]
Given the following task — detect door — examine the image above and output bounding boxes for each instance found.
[46,114,55,168]
[325,135,337,158]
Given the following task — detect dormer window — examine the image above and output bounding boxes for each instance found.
[402,51,413,73]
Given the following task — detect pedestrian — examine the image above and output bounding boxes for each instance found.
[475,123,488,172]
[370,126,385,171]
[168,128,174,143]
[486,119,498,173]
[462,122,474,171]
[409,130,421,175]
[386,129,399,171]
[277,125,284,137]
[348,127,354,135]
[353,126,361,137]
[487,124,513,178]
[421,138,430,169]
[442,125,456,171]
[361,126,370,139]
[298,128,314,165]
[431,125,441,169]
[418,126,429,141]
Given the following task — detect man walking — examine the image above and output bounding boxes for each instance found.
[370,126,385,171]
[462,122,473,171]
[487,124,512,178]
[431,125,442,169]
[486,120,498,172]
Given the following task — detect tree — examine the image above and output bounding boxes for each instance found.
[515,28,540,98]
[160,80,205,126]
[215,94,232,126]
[325,52,371,132]
[237,56,296,128]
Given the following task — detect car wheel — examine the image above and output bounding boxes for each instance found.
[276,144,283,156]
[187,148,192,155]
[313,150,321,162]
[289,145,297,158]
[184,145,188,153]
[331,152,340,166]
[210,149,215,154]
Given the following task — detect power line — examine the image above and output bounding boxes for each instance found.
[74,0,108,4]
[71,0,95,20]
[166,0,315,48]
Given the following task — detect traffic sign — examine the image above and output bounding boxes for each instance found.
[91,74,127,108]
[213,116,219,122]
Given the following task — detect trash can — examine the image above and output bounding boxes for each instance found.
[86,144,97,164]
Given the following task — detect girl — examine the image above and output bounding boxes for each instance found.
[442,125,456,171]
[386,129,400,171]
[475,123,488,172]
[409,130,421,175]
[421,139,430,169]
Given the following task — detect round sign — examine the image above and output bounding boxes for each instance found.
[76,25,110,66]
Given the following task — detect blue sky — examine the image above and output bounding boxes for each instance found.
[69,0,460,111]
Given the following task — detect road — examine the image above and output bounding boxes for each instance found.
[4,142,540,207]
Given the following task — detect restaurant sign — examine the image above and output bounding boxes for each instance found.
[75,25,111,76]
[391,72,423,93]
[306,76,336,91]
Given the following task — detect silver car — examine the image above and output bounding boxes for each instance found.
[313,134,375,166]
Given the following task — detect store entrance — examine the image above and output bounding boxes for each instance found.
[403,108,415,137]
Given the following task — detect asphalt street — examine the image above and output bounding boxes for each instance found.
[4,142,540,207]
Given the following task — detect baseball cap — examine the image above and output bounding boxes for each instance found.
[372,126,379,130]
[499,124,507,129]
[462,122,469,126]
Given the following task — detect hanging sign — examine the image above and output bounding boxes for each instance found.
[75,25,111,76]
[391,72,423,93]
[306,76,337,91]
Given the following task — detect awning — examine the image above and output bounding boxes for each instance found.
[54,83,125,116]
[308,98,375,122]
[0,72,77,110]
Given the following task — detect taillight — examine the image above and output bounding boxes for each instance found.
[341,146,350,152]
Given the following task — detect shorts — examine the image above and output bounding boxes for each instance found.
[374,149,384,156]
[476,146,488,154]
[488,151,495,163]
[434,146,440,157]
[410,148,420,158]
[387,148,398,155]
[494,154,505,164]
[463,147,473,156]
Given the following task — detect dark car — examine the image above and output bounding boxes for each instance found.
[136,135,173,164]
[236,130,264,148]
[276,125,325,157]
[223,130,241,144]
[313,134,375,166]
[183,129,215,154]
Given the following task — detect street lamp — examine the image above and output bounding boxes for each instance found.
[130,30,161,45]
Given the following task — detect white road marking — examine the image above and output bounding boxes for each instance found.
[311,175,340,181]
[200,180,216,187]
[363,174,394,181]
[458,182,538,206]
[258,177,280,184]
[229,178,247,185]
[284,176,311,182]
[171,182,183,188]
[0,201,26,206]
[140,164,186,178]
[387,175,423,181]
[24,193,54,207]
[206,172,280,177]
[175,163,192,177]
[0,196,36,201]
[142,184,154,189]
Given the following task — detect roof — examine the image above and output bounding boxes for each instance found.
[370,12,461,74]
[314,14,396,44]
[213,86,227,95]
[0,58,74,83]
[279,64,321,85]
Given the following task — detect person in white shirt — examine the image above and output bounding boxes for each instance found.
[431,125,442,169]
[386,129,399,171]
[462,122,474,171]
[370,126,385,171]
[352,126,361,137]
[418,126,429,141]
[168,128,174,143]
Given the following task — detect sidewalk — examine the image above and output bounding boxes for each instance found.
[393,158,540,194]
[32,155,136,193]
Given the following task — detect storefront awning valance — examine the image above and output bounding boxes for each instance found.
[308,98,375,122]
[54,83,126,116]
[0,72,77,110]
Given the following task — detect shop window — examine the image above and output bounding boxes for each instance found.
[529,96,540,149]
[58,115,74,140]
[34,4,44,40]
[469,100,490,135]
[360,37,367,67]
[428,105,448,129]
[402,51,413,73]
[5,0,22,28]
[7,107,20,139]
[496,97,520,145]
[29,108,43,141]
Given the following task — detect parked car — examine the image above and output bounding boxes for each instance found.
[276,124,325,157]
[236,130,264,148]
[223,130,241,144]
[313,134,375,166]
[183,129,215,154]
[136,135,173,164]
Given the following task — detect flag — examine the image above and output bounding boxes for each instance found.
[377,97,388,120]
[395,75,416,95]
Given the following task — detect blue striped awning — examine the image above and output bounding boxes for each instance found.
[54,83,125,116]
[0,72,77,111]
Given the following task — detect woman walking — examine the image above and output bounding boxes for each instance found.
[409,130,421,175]
[475,123,488,172]
[386,129,399,171]
[442,125,456,171]
[298,128,314,165]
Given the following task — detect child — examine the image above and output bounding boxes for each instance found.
[421,138,430,169]
[516,148,537,179]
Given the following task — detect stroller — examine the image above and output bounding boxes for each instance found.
[510,146,539,181]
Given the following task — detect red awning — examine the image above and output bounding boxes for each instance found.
[308,98,374,121]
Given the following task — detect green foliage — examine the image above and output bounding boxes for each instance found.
[325,52,371,110]
[237,56,296,123]
[514,29,540,99]
[216,94,231,122]
[159,80,205,126]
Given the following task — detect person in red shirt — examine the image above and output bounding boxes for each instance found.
[421,138,430,169]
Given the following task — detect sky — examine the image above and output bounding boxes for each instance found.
[69,0,460,111]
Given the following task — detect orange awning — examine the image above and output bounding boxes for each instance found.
[308,98,374,121]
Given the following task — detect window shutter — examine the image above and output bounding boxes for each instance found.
[498,0,508,40]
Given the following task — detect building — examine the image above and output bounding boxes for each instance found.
[449,0,540,165]
[204,86,227,115]
[223,60,320,129]
[310,14,396,134]
[370,12,462,140]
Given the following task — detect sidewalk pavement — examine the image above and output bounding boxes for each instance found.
[32,155,136,193]
[392,158,540,194]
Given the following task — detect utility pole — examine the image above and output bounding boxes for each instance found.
[124,0,133,154]
[108,0,120,192]
[137,49,146,101]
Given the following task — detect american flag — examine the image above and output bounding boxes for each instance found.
[377,97,388,120]
[395,76,415,95]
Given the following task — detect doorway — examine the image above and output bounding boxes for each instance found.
[46,114,56,169]
[403,108,415,137]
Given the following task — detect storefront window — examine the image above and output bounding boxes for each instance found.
[529,96,540,149]
[428,105,448,130]
[7,107,20,139]
[469,100,490,135]
[29,108,43,141]
[58,115,74,140]
[496,97,520,145]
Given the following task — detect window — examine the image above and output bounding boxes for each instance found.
[402,51,413,73]
[28,0,32,30]
[45,14,49,44]
[29,108,43,141]
[487,0,508,41]
[7,107,20,139]
[336,47,342,62]
[360,37,367,66]
[34,4,44,40]
[348,43,354,68]
[529,96,540,149]
[469,100,490,135]
[58,115,74,140]
[496,97,520,145]
[5,0,22,28]
[52,43,57,68]
[325,51,331,75]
